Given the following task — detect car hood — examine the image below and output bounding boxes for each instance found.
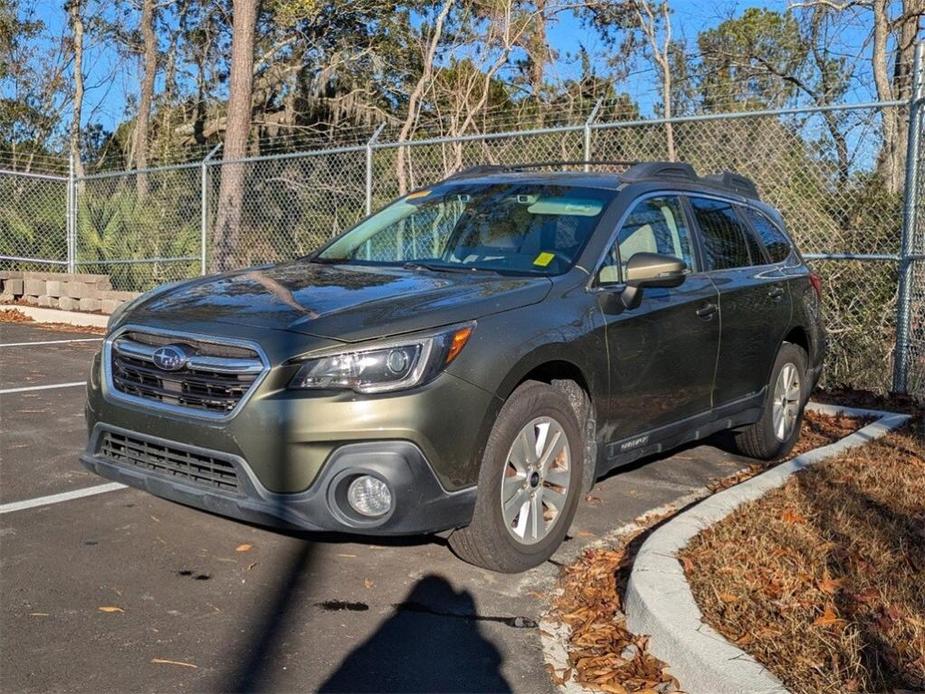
[126,261,552,342]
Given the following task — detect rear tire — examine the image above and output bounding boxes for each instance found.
[449,381,583,573]
[733,342,808,460]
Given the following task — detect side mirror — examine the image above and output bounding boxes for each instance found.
[597,252,688,312]
[624,252,687,288]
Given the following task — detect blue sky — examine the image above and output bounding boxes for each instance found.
[26,0,880,135]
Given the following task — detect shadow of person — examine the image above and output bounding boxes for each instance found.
[320,574,512,693]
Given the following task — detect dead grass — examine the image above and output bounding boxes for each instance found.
[682,419,925,693]
[814,386,923,415]
[547,411,866,693]
[0,308,106,335]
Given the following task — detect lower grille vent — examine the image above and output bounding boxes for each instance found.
[97,430,241,494]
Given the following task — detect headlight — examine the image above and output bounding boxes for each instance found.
[289,323,474,394]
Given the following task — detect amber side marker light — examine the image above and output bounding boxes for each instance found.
[445,326,473,364]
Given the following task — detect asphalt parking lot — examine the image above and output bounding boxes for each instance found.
[0,320,756,693]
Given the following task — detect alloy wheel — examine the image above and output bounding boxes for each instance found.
[501,416,571,545]
[772,363,801,442]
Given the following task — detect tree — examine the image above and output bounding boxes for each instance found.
[66,0,86,178]
[211,0,259,271]
[581,0,678,159]
[132,0,157,197]
[395,0,455,194]
[871,0,923,193]
[697,7,854,182]
[632,0,675,160]
[697,8,807,111]
[791,0,923,193]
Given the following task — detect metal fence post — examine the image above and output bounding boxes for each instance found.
[583,99,603,172]
[200,143,223,275]
[893,42,924,394]
[66,153,75,273]
[366,123,387,216]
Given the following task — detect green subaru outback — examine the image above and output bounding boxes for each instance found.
[81,161,825,572]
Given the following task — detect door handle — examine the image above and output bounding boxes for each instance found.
[696,302,718,319]
[768,286,785,301]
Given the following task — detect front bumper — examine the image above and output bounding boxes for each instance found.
[80,423,476,535]
[86,345,502,494]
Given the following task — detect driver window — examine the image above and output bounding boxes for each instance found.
[601,196,696,281]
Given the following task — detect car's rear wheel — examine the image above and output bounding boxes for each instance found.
[449,381,583,573]
[733,342,808,460]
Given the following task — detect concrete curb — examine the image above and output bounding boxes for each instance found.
[538,490,718,694]
[0,304,108,328]
[623,402,912,694]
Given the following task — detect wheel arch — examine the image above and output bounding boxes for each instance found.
[784,325,810,355]
[497,350,600,492]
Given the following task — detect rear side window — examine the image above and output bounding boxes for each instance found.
[689,197,752,270]
[743,207,792,263]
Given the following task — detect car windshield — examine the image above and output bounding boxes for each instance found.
[316,182,615,275]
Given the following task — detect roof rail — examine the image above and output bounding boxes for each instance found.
[448,160,641,179]
[622,161,698,182]
[702,171,760,199]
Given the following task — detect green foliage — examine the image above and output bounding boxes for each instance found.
[76,168,201,290]
[0,175,67,260]
[697,8,806,111]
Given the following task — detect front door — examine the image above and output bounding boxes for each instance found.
[597,194,720,448]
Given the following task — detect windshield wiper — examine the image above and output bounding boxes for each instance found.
[309,255,349,264]
[402,261,503,275]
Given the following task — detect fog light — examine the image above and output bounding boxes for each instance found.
[346,475,392,517]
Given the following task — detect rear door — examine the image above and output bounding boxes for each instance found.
[687,195,791,406]
[597,194,720,444]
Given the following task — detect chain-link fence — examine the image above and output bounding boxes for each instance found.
[1,50,923,397]
[0,169,68,271]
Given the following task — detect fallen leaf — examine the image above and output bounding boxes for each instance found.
[852,586,879,604]
[364,578,374,589]
[813,605,843,627]
[596,683,628,694]
[151,658,198,669]
[98,606,124,613]
[818,576,844,595]
[235,544,252,553]
[781,508,807,524]
[718,592,739,604]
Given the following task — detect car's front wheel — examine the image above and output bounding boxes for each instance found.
[733,342,808,460]
[449,381,583,573]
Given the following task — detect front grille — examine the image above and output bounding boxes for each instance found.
[109,332,264,415]
[97,429,241,493]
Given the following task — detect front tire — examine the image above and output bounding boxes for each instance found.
[733,342,808,460]
[449,381,583,573]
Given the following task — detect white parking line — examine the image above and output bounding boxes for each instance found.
[0,338,101,347]
[0,482,126,515]
[0,382,86,394]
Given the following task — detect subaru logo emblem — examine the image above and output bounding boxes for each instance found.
[152,344,189,372]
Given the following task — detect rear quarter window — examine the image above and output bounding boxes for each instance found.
[743,207,792,263]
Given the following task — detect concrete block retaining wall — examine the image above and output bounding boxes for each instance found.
[0,271,139,315]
